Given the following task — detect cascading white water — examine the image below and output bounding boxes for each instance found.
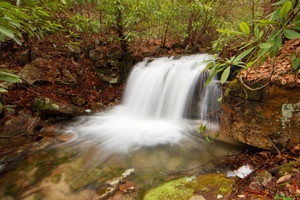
[68,54,221,153]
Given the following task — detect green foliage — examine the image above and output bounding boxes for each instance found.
[0,1,65,45]
[198,121,207,133]
[67,14,100,33]
[275,194,294,200]
[0,69,20,93]
[207,0,300,85]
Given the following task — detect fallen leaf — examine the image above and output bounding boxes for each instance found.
[277,174,292,184]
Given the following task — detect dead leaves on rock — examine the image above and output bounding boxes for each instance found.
[241,39,300,87]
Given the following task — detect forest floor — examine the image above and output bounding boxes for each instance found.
[0,30,299,200]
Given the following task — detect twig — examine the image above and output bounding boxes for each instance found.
[268,138,282,158]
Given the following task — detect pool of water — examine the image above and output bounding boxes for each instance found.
[0,122,244,200]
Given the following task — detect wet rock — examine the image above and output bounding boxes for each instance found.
[189,195,206,200]
[0,116,42,136]
[65,166,124,191]
[51,174,62,184]
[70,96,86,107]
[34,97,85,119]
[90,102,105,112]
[55,69,77,87]
[220,84,300,149]
[57,133,75,143]
[119,181,134,193]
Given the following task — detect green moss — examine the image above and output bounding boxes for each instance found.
[196,174,233,195]
[278,161,298,177]
[229,79,241,89]
[33,192,44,200]
[144,174,234,200]
[144,177,195,200]
[51,174,61,184]
[4,183,19,196]
[33,164,52,182]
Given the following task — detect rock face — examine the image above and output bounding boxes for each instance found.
[220,81,300,150]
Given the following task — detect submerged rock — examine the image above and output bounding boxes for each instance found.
[0,116,42,136]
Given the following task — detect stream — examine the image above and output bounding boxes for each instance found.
[0,55,246,200]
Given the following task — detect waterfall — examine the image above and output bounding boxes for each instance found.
[68,54,221,153]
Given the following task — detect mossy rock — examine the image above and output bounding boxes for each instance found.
[278,161,299,177]
[144,174,234,200]
[4,183,20,197]
[51,174,62,184]
[144,177,195,200]
[195,174,234,195]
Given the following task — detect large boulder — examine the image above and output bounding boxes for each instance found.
[18,58,57,85]
[220,81,300,150]
[18,58,77,87]
[34,97,85,119]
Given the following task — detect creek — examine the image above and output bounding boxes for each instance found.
[0,54,245,200]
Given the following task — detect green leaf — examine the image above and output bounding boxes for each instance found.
[257,48,270,58]
[257,20,279,26]
[0,88,8,93]
[246,61,253,68]
[0,26,14,38]
[240,22,250,35]
[272,0,289,6]
[280,1,292,19]
[259,42,273,49]
[214,132,220,139]
[292,58,299,70]
[216,29,244,35]
[205,135,211,142]
[283,29,300,39]
[254,26,259,38]
[198,122,206,133]
[221,66,230,84]
[234,47,255,63]
[259,31,264,39]
[0,71,20,82]
[271,9,281,21]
